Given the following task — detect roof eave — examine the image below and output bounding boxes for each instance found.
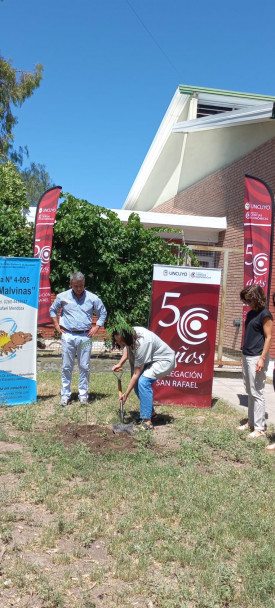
[111,209,227,232]
[179,84,275,102]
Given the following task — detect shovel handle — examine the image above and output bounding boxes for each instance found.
[117,377,124,422]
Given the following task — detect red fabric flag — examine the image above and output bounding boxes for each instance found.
[33,186,62,325]
[243,175,274,327]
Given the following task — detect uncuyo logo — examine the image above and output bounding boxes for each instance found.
[34,245,51,264]
[253,252,268,276]
[177,307,208,345]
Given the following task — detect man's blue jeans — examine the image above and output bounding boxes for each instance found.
[134,374,156,419]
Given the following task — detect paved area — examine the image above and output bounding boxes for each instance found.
[212,373,275,426]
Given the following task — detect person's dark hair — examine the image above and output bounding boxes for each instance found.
[273,292,275,307]
[112,329,137,349]
[240,284,267,310]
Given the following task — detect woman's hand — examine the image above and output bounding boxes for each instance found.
[112,364,123,372]
[256,317,273,372]
[119,392,128,405]
[256,356,265,373]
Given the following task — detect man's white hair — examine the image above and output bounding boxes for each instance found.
[70,271,85,282]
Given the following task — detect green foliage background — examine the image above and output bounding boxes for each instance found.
[21,162,54,206]
[51,194,197,326]
[0,56,42,159]
[0,163,197,326]
[0,161,33,257]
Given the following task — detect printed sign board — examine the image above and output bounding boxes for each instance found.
[150,265,221,408]
[0,257,41,405]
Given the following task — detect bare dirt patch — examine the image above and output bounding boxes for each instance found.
[152,424,181,452]
[55,423,138,454]
[0,472,20,487]
[0,441,23,453]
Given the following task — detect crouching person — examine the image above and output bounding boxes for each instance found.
[112,325,176,430]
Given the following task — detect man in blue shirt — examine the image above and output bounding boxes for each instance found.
[49,271,107,406]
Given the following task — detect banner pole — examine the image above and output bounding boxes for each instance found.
[217,250,229,362]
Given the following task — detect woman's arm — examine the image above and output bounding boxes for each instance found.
[120,365,144,404]
[112,347,128,372]
[256,317,273,372]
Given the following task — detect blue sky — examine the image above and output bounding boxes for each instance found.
[1,0,275,209]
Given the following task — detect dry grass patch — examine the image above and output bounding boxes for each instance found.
[0,369,274,608]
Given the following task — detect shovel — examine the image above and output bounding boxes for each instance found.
[113,369,124,423]
[112,370,133,434]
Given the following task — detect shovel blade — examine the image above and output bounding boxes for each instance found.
[112,422,134,435]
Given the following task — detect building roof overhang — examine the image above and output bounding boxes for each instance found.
[123,85,275,212]
[178,84,275,103]
[111,209,227,243]
[172,102,275,133]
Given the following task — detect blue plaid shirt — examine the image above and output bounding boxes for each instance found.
[49,289,107,331]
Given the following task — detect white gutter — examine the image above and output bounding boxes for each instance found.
[172,102,275,133]
[111,209,227,231]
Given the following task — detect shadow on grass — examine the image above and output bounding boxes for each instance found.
[69,391,109,402]
[237,416,249,427]
[126,409,174,427]
[37,394,58,401]
[152,413,174,427]
[211,397,219,407]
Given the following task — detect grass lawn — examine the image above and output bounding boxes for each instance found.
[0,370,274,608]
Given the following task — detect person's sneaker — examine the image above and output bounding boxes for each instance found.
[60,397,69,407]
[247,430,266,439]
[79,397,88,405]
[135,420,153,431]
[236,422,251,431]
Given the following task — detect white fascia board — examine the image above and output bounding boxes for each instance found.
[172,103,274,133]
[197,92,269,108]
[123,90,189,210]
[157,229,222,243]
[111,209,227,232]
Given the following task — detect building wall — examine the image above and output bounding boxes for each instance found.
[176,121,275,199]
[152,136,275,357]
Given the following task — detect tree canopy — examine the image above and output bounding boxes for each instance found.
[21,162,54,206]
[0,56,43,158]
[0,161,33,257]
[50,194,197,326]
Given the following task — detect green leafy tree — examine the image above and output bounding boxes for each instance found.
[0,161,33,256]
[21,162,54,206]
[51,195,197,326]
[0,56,43,158]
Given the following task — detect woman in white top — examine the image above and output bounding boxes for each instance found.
[112,326,176,430]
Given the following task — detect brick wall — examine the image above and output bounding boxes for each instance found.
[153,136,275,356]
